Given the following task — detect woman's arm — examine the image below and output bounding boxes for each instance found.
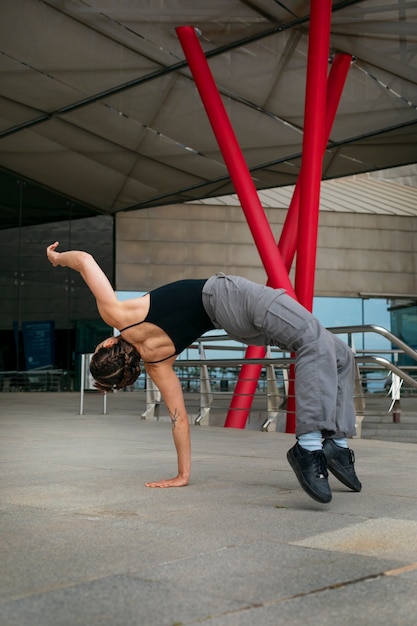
[46,241,119,325]
[144,360,191,488]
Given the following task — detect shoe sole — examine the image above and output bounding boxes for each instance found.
[287,450,332,504]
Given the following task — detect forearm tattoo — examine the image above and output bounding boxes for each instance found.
[170,408,180,430]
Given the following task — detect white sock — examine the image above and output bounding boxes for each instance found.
[298,431,323,452]
[332,437,348,448]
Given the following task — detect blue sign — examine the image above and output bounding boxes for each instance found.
[22,321,55,370]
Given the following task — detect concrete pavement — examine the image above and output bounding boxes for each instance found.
[1,392,417,626]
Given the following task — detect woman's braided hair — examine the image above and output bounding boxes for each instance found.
[89,337,141,392]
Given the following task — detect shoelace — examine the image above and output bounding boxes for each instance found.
[311,450,329,479]
[337,447,355,466]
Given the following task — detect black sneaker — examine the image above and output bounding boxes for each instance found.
[323,439,362,492]
[287,442,332,503]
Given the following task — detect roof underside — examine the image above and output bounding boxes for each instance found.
[1,0,417,228]
[194,169,417,216]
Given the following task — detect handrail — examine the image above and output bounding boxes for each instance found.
[75,335,417,424]
[193,325,417,364]
[353,355,417,389]
[174,357,293,368]
[174,355,417,389]
[328,324,417,362]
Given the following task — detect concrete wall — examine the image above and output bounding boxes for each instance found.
[116,204,417,297]
[316,212,417,296]
[116,204,282,291]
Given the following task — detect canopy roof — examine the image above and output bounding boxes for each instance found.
[194,170,417,217]
[1,0,417,228]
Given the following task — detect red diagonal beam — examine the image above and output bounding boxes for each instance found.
[176,25,295,298]
[279,53,353,269]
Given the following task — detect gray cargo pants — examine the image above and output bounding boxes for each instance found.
[202,273,356,438]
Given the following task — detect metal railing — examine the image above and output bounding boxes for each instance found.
[136,326,417,431]
[328,324,417,363]
[7,325,413,430]
[0,368,69,392]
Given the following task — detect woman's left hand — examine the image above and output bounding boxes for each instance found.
[46,241,61,266]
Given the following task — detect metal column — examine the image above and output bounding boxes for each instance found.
[224,51,351,431]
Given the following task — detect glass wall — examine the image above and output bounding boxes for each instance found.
[314,296,417,392]
[0,170,114,391]
[314,296,391,352]
[390,303,417,367]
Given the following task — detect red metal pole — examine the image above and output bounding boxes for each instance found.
[176,25,295,299]
[224,354,264,427]
[176,25,296,429]
[295,0,332,311]
[279,54,352,270]
[283,0,332,434]
[281,52,352,433]
[227,52,352,431]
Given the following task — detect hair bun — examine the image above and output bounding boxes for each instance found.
[90,337,141,391]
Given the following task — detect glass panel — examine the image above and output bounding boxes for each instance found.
[0,170,113,391]
[391,304,417,367]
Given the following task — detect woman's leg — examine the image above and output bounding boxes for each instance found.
[261,294,345,436]
[294,325,357,438]
[329,333,357,438]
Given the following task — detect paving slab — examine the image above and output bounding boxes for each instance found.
[1,393,417,626]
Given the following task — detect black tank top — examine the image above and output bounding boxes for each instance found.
[119,279,215,361]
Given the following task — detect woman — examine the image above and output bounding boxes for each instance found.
[46,241,361,503]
